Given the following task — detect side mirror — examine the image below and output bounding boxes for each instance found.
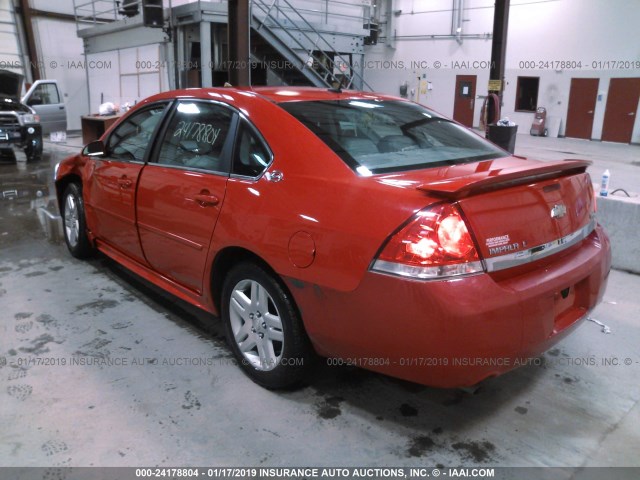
[82,140,105,157]
[27,96,43,106]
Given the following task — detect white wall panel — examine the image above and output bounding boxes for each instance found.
[120,74,139,105]
[364,0,640,142]
[137,44,160,65]
[87,51,119,113]
[0,0,23,75]
[119,47,139,75]
[32,17,89,130]
[139,72,161,99]
[87,45,164,109]
[31,0,76,16]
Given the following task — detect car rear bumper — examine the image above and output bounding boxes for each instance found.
[289,225,611,388]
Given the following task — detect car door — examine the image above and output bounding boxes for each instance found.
[136,100,236,293]
[85,103,169,264]
[22,80,67,134]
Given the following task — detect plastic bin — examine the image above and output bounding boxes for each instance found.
[488,124,518,154]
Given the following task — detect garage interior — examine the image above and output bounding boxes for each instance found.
[1,0,640,473]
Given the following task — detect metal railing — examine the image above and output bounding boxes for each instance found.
[268,0,371,27]
[73,0,120,30]
[253,0,373,90]
[73,0,155,30]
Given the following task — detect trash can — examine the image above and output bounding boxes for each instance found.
[488,124,518,153]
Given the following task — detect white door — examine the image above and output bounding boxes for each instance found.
[23,81,68,134]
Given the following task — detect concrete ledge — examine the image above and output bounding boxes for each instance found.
[36,206,63,243]
[596,192,640,274]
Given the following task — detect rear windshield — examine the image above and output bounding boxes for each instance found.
[280,99,507,175]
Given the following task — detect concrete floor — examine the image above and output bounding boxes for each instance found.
[1,134,639,469]
[513,134,640,197]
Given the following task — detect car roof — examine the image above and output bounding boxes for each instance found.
[142,86,403,106]
[249,86,402,104]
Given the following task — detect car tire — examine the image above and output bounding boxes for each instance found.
[221,262,315,389]
[62,183,94,259]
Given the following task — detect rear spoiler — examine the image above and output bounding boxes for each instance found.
[416,159,592,200]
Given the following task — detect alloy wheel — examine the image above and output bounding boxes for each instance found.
[64,193,79,248]
[229,279,285,371]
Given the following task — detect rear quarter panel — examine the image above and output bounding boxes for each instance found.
[208,97,434,293]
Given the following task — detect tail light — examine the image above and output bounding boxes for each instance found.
[371,203,484,279]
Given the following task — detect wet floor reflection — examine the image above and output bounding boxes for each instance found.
[0,147,74,247]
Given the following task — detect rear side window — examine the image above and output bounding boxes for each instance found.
[280,100,507,175]
[155,101,234,173]
[232,122,271,177]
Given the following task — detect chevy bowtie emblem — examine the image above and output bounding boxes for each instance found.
[551,204,567,219]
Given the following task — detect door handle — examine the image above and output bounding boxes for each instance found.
[191,191,219,207]
[117,177,132,189]
[59,106,65,110]
[587,110,593,114]
[629,112,635,116]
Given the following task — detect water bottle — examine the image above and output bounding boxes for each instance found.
[600,169,610,197]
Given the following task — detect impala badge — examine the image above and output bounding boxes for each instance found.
[551,204,567,219]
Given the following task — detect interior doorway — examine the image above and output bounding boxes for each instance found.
[565,78,599,140]
[453,75,477,127]
[601,78,640,143]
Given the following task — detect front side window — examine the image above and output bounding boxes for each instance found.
[155,101,234,173]
[280,100,507,175]
[107,105,167,162]
[28,83,60,105]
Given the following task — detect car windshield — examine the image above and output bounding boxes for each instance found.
[280,99,508,175]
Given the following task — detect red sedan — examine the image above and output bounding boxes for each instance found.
[55,87,611,389]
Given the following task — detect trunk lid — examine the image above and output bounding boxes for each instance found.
[374,156,596,265]
[418,160,593,266]
[456,170,594,263]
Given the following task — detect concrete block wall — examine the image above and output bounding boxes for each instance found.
[596,194,640,275]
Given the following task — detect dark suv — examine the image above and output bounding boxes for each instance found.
[0,70,43,161]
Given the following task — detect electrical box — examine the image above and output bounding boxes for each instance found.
[142,0,164,28]
[121,0,139,17]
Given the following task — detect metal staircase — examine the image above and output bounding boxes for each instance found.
[70,0,373,91]
[252,0,373,90]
